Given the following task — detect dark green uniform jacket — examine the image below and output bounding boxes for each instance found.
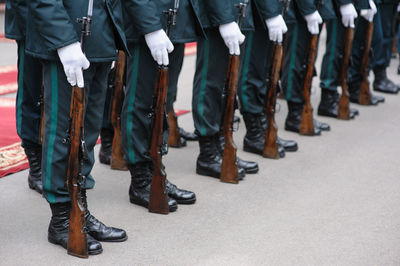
[26,0,128,62]
[198,0,255,31]
[123,0,205,43]
[4,0,27,40]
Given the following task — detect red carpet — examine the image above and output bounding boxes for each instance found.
[0,98,29,178]
[0,65,18,96]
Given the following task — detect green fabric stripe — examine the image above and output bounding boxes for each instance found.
[16,42,25,136]
[239,31,254,112]
[325,20,338,88]
[197,39,210,136]
[286,24,299,100]
[126,45,140,163]
[44,63,58,203]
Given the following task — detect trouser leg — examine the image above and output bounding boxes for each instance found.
[41,61,110,203]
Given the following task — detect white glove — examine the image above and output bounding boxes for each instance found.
[144,29,174,66]
[397,3,400,12]
[360,0,377,22]
[219,22,245,55]
[265,15,288,43]
[57,42,90,88]
[340,3,358,28]
[304,11,323,35]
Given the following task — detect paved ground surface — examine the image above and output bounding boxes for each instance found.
[1,17,400,265]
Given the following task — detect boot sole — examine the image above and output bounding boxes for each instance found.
[129,196,178,212]
[48,234,103,255]
[196,167,245,180]
[171,196,196,205]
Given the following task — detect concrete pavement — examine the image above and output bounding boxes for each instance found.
[1,27,400,265]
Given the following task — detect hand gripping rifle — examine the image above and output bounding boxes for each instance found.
[337,27,354,119]
[110,51,128,170]
[358,20,373,105]
[65,0,93,258]
[148,0,179,214]
[263,0,290,159]
[220,0,248,184]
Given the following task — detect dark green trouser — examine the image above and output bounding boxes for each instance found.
[370,3,397,69]
[192,28,231,137]
[319,19,345,92]
[238,30,274,115]
[281,22,317,103]
[121,42,184,165]
[101,70,114,130]
[16,41,42,149]
[41,61,111,203]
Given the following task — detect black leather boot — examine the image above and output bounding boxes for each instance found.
[348,80,385,105]
[313,119,330,131]
[128,162,178,212]
[259,113,297,153]
[179,127,198,141]
[99,128,113,165]
[25,147,43,194]
[373,67,400,94]
[318,89,358,119]
[196,135,246,179]
[285,101,321,135]
[242,112,285,158]
[82,190,127,242]
[166,179,196,204]
[48,202,103,255]
[217,132,258,174]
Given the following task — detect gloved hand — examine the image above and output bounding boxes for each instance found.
[57,42,90,88]
[304,11,323,35]
[265,15,288,43]
[397,3,400,12]
[360,0,377,22]
[144,29,174,66]
[340,3,358,28]
[219,22,245,55]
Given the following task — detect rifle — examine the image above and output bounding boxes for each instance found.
[299,34,318,136]
[148,0,179,214]
[358,21,373,105]
[263,0,290,158]
[392,11,399,56]
[263,42,283,159]
[110,50,128,170]
[337,27,354,120]
[65,0,93,258]
[167,108,183,147]
[220,0,248,184]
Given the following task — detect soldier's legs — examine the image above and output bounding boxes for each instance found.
[192,29,255,178]
[237,30,297,156]
[281,22,325,135]
[318,19,358,119]
[122,42,194,211]
[99,69,114,165]
[16,41,43,193]
[371,3,399,93]
[348,17,386,103]
[41,61,127,251]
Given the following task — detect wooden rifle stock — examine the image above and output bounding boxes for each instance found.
[148,66,169,214]
[220,55,239,184]
[110,51,127,170]
[359,21,373,105]
[299,34,318,136]
[337,27,354,120]
[167,108,183,147]
[66,85,88,258]
[263,42,283,159]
